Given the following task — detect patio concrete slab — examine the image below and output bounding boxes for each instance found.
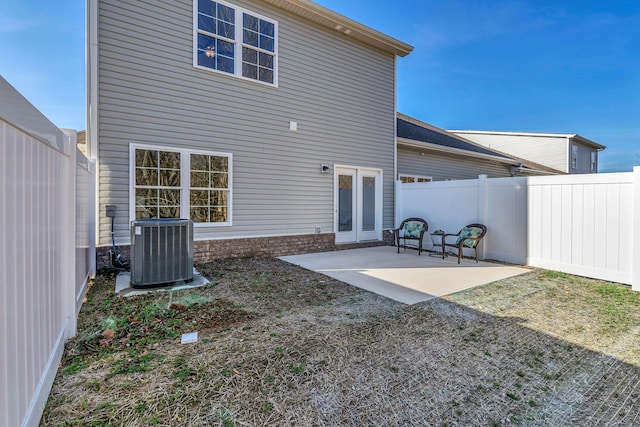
[280,246,530,304]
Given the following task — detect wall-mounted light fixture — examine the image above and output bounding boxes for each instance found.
[510,164,524,176]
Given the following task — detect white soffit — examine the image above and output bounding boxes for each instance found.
[260,0,414,57]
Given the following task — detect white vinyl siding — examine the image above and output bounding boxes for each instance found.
[97,0,396,245]
[452,133,567,173]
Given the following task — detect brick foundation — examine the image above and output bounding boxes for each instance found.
[194,233,338,260]
[97,232,392,269]
[97,245,131,271]
[382,229,395,246]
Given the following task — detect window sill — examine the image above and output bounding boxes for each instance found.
[193,64,278,88]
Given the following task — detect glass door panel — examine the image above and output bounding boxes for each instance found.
[362,176,375,232]
[338,174,353,232]
[335,167,381,243]
[335,169,357,243]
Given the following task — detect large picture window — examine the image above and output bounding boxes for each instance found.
[131,145,232,225]
[195,0,277,85]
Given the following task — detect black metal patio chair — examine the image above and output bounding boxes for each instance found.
[442,223,487,263]
[393,218,429,255]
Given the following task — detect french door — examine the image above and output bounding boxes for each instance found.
[334,166,382,243]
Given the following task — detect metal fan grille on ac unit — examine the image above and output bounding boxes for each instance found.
[130,218,194,288]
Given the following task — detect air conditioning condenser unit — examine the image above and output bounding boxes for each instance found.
[130,218,194,288]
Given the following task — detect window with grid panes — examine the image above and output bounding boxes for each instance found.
[399,174,433,183]
[131,145,231,225]
[195,0,277,85]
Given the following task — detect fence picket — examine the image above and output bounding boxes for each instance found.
[1,77,95,427]
[396,168,639,287]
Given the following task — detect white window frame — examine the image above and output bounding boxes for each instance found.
[193,0,278,87]
[590,151,597,172]
[571,144,578,170]
[129,144,233,227]
[399,174,433,183]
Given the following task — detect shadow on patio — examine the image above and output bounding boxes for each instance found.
[280,246,531,304]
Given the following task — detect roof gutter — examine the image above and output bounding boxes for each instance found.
[571,134,606,150]
[260,0,414,56]
[451,129,606,151]
[511,163,560,176]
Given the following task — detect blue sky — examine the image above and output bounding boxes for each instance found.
[1,0,638,171]
[1,0,84,132]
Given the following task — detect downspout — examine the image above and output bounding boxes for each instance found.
[87,0,100,243]
[393,55,398,229]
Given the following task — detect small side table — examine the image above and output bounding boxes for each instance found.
[430,232,446,257]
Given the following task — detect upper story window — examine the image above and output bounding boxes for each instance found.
[590,151,597,172]
[570,145,578,170]
[194,0,278,85]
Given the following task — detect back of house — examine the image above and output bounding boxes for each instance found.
[88,0,413,264]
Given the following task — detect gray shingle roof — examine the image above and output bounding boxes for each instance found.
[397,115,511,160]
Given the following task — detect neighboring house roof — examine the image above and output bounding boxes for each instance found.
[397,113,559,175]
[261,0,413,57]
[398,113,511,160]
[449,130,606,150]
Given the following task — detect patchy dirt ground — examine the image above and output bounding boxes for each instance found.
[42,258,640,426]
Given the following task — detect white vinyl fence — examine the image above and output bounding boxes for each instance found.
[1,77,95,427]
[75,145,96,314]
[396,169,640,291]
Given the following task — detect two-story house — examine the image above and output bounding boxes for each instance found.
[449,130,605,174]
[87,0,413,263]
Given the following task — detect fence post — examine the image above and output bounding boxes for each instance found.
[478,175,488,260]
[89,159,97,281]
[632,166,640,291]
[394,179,402,228]
[61,130,77,337]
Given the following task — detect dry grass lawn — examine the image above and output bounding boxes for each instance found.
[42,258,640,426]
